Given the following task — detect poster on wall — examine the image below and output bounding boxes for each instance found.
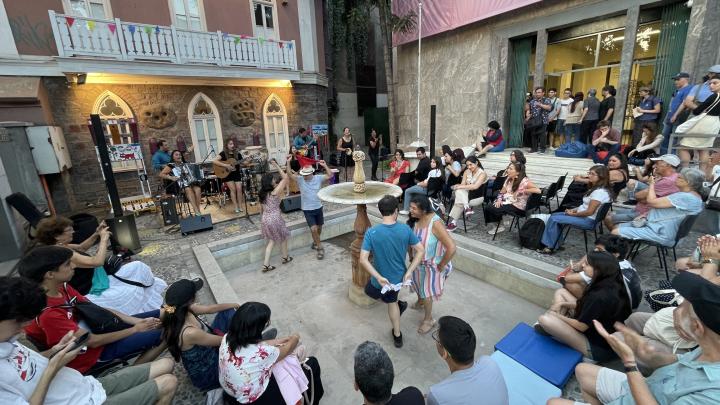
[108,143,143,161]
[311,124,330,157]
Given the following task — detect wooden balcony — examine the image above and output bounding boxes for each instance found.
[48,11,297,71]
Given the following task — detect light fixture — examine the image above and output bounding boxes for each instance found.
[64,72,87,85]
[282,0,288,5]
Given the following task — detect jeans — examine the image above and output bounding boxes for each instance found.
[565,123,581,144]
[540,212,596,249]
[98,309,162,363]
[370,153,379,179]
[660,120,677,155]
[581,120,598,144]
[403,185,427,211]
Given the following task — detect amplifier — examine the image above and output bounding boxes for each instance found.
[180,214,213,236]
[160,196,179,225]
[280,194,302,213]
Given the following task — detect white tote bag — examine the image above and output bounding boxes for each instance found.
[677,95,720,148]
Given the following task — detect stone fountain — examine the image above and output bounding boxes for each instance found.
[317,150,402,306]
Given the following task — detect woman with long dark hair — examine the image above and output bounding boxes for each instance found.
[407,195,456,334]
[538,165,612,253]
[447,156,487,232]
[160,149,203,215]
[160,278,242,391]
[627,122,662,166]
[536,251,631,362]
[368,128,382,181]
[214,138,244,214]
[564,91,584,144]
[259,159,291,272]
[385,149,410,185]
[336,126,354,182]
[219,302,323,404]
[483,162,541,235]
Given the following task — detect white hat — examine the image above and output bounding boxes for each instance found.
[650,154,681,167]
[299,166,314,176]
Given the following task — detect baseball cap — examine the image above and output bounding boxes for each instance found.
[709,65,720,74]
[671,72,690,79]
[650,154,681,167]
[673,272,720,334]
[164,278,203,307]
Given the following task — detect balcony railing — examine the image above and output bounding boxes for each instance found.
[48,11,297,70]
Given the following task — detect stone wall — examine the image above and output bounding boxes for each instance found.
[42,78,327,213]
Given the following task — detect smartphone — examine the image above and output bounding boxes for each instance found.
[50,332,89,358]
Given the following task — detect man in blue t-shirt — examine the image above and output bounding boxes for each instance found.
[360,195,424,348]
[660,72,693,153]
[151,139,171,172]
[294,160,332,260]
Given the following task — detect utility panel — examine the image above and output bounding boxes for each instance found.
[26,126,72,174]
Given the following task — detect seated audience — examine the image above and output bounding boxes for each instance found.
[605,154,680,228]
[447,156,487,231]
[677,234,720,280]
[401,157,443,214]
[385,150,410,185]
[627,122,662,166]
[611,168,704,247]
[353,341,424,404]
[428,316,508,405]
[624,157,658,204]
[590,120,621,164]
[548,272,720,405]
[537,251,632,362]
[0,277,178,404]
[443,149,464,199]
[475,121,505,156]
[483,162,541,235]
[35,216,167,315]
[554,235,641,313]
[160,279,251,392]
[573,153,628,197]
[19,246,165,374]
[219,302,323,405]
[538,165,612,253]
[411,147,431,185]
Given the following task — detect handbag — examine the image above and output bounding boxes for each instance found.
[525,114,543,129]
[62,283,132,333]
[706,176,720,211]
[677,95,720,148]
[643,280,682,312]
[643,307,697,352]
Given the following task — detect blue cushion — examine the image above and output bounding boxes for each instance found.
[491,351,561,405]
[555,141,589,158]
[495,322,583,387]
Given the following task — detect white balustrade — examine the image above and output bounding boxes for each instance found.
[48,10,297,70]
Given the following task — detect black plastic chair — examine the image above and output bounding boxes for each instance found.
[554,173,568,206]
[554,202,613,253]
[539,182,559,213]
[489,192,542,241]
[628,215,699,280]
[485,176,507,206]
[446,182,487,233]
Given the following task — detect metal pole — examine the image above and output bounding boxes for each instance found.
[416,1,422,143]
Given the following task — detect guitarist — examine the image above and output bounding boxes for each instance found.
[214,139,245,214]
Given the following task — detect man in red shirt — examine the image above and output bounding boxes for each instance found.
[19,246,165,374]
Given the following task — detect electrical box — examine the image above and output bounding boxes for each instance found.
[26,126,72,174]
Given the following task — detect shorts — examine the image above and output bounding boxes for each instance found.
[594,367,629,403]
[99,363,159,405]
[610,208,638,224]
[364,281,399,303]
[303,208,324,227]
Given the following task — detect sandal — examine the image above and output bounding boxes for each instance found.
[281,256,293,264]
[418,319,436,335]
[411,300,424,310]
[262,265,276,273]
[316,248,325,260]
[537,247,554,254]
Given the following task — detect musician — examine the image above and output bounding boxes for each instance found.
[152,139,171,172]
[293,127,317,151]
[160,150,203,216]
[336,127,355,182]
[214,139,245,214]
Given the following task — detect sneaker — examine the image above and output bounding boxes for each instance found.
[447,221,457,232]
[464,207,474,216]
[398,300,408,316]
[399,210,409,216]
[392,330,403,348]
[533,322,550,336]
[487,226,506,235]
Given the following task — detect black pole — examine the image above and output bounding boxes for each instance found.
[90,114,123,217]
[429,105,436,157]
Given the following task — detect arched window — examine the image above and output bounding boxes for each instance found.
[92,91,137,171]
[188,93,223,162]
[262,94,289,164]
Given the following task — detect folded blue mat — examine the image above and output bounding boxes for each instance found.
[491,351,561,405]
[495,322,582,387]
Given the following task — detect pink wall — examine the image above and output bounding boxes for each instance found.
[315,0,325,73]
[204,0,253,35]
[111,0,172,26]
[277,0,302,70]
[5,0,63,56]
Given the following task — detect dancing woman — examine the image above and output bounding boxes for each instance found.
[259,159,292,272]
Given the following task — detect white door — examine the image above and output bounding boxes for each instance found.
[265,116,288,164]
[252,1,277,40]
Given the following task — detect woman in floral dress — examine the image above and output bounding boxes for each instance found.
[407,195,457,334]
[259,159,292,272]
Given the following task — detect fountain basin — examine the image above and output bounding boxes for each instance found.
[317,181,402,204]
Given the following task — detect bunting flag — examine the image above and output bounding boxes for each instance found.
[239,34,248,39]
[233,37,241,44]
[86,20,96,31]
[65,16,75,27]
[287,42,293,50]
[128,24,136,34]
[155,26,160,34]
[222,32,229,39]
[108,23,117,34]
[144,26,153,35]
[278,42,284,48]
[258,37,265,46]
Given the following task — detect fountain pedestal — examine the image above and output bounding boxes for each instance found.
[318,152,402,306]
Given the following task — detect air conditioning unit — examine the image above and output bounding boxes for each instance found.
[26,126,73,174]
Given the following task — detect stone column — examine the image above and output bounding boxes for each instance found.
[682,0,720,81]
[533,29,548,89]
[613,6,640,132]
[487,36,510,129]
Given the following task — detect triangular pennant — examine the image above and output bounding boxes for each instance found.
[144,26,153,35]
[288,42,293,50]
[65,16,75,27]
[279,42,284,48]
[87,21,96,31]
[234,37,241,44]
[155,26,160,34]
[222,32,229,39]
[108,23,117,34]
[258,37,265,45]
[128,24,136,34]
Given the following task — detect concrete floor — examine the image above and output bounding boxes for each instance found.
[224,234,545,404]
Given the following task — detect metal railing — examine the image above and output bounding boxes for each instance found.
[48,10,297,70]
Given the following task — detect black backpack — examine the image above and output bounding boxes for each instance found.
[519,218,545,250]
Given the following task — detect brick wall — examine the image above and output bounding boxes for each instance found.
[42,78,327,213]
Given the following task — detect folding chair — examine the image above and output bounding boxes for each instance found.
[628,215,699,280]
[554,202,612,253]
[490,193,542,241]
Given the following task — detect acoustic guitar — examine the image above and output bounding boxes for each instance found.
[213,158,238,179]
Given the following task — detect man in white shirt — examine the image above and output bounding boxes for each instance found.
[0,277,177,405]
[556,88,574,146]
